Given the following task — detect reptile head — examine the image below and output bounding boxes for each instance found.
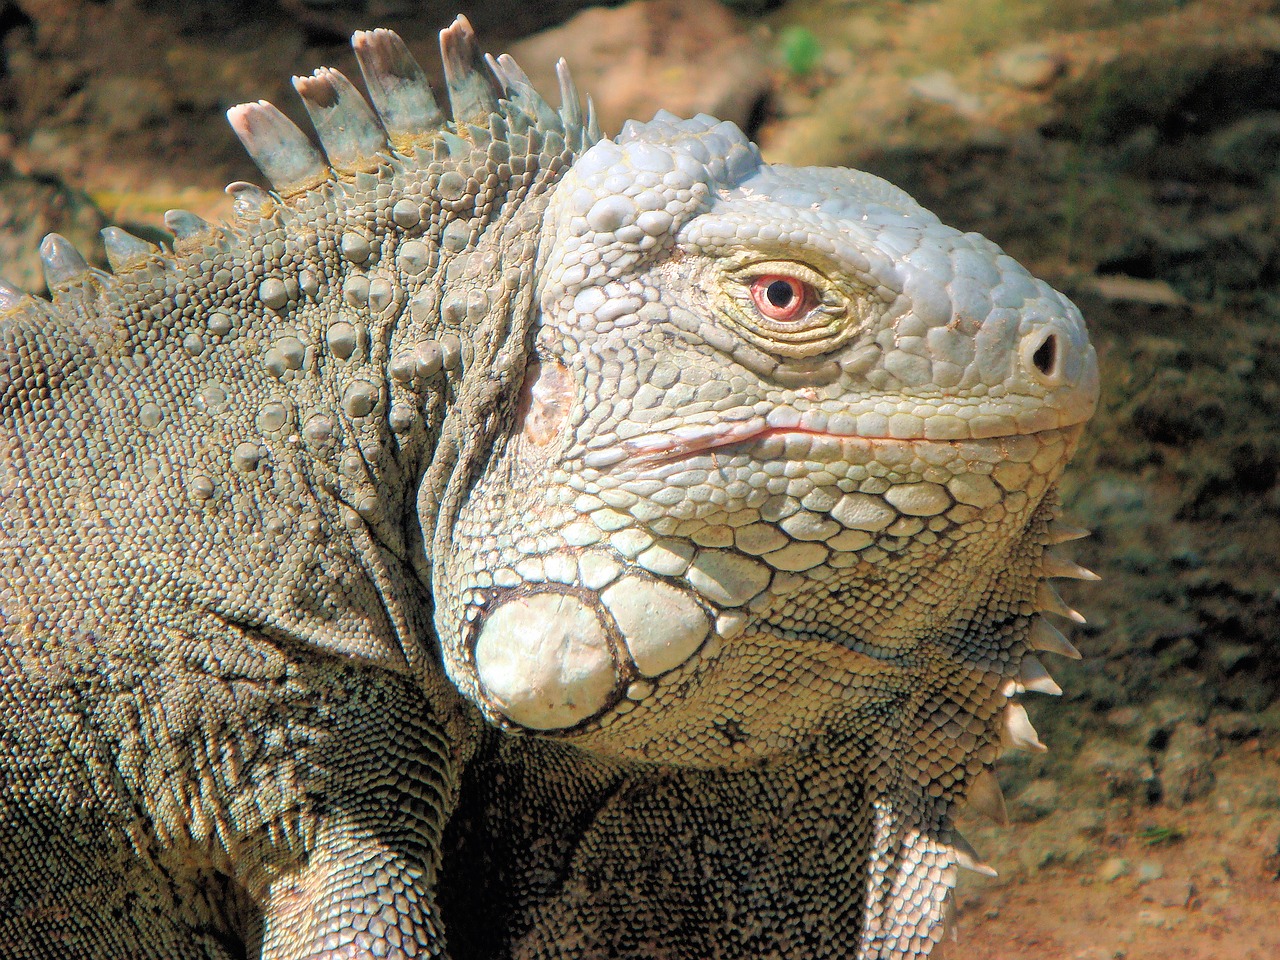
[436,114,1097,768]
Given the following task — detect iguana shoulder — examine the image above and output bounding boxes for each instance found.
[0,19,597,957]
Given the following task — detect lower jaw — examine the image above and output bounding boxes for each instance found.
[462,430,1080,758]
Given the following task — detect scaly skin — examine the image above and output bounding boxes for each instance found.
[0,17,1098,960]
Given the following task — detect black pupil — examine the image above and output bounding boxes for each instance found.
[766,279,796,309]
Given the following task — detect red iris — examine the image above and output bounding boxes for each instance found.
[749,275,813,322]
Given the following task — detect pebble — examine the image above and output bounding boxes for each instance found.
[994,43,1064,90]
[909,70,983,118]
[1136,861,1164,884]
[1098,856,1129,882]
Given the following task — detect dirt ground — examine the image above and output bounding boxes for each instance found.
[943,745,1280,960]
[2,0,1278,955]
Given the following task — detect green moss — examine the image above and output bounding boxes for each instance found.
[778,26,821,77]
[1137,825,1185,846]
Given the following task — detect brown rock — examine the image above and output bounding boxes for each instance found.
[1158,723,1218,808]
[510,0,772,137]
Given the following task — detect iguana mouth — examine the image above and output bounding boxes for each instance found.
[612,415,1081,469]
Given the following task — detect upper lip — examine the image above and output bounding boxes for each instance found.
[606,412,1075,469]
[618,417,776,467]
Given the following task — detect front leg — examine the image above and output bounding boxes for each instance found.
[246,653,476,960]
[260,818,446,959]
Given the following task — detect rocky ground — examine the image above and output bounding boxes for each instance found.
[2,0,1277,956]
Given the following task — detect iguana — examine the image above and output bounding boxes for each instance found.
[0,16,1099,959]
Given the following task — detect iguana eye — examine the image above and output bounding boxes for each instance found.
[721,259,860,359]
[750,275,813,322]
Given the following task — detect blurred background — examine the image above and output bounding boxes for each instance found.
[2,0,1277,956]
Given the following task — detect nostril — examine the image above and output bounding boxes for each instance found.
[1021,329,1064,385]
[1032,334,1058,378]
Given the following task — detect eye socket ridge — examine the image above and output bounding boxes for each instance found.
[749,274,815,322]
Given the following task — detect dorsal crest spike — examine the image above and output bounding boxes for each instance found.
[0,276,27,311]
[352,28,445,150]
[487,51,529,92]
[1036,581,1086,623]
[293,67,389,175]
[227,100,330,196]
[226,27,599,206]
[492,53,562,134]
[39,234,90,289]
[585,95,603,142]
[163,209,212,241]
[440,14,500,126]
[966,768,1009,825]
[1018,655,1063,696]
[1002,701,1047,753]
[101,227,160,273]
[1042,550,1100,581]
[1045,518,1090,544]
[951,831,998,878]
[556,58,583,135]
[1028,616,1082,659]
[225,181,277,220]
